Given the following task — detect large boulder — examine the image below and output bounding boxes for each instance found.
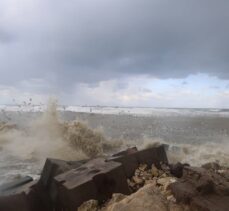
[169,166,229,211]
[101,184,189,211]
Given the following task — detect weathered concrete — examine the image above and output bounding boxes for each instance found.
[0,193,30,211]
[0,145,169,210]
[107,145,168,178]
[54,158,130,210]
[40,158,87,188]
[136,145,168,168]
[108,152,139,178]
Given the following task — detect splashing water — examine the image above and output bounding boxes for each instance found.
[0,99,122,184]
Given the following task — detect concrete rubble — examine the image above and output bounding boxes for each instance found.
[0,144,228,211]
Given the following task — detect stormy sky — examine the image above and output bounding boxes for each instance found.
[1,0,229,107]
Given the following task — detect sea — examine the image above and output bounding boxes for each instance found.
[0,103,229,185]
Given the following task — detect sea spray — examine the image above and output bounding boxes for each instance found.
[0,99,122,164]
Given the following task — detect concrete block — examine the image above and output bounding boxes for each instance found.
[136,145,168,168]
[107,153,139,178]
[54,158,130,210]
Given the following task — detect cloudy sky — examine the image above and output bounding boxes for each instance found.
[1,0,229,107]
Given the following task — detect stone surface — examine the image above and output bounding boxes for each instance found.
[54,158,130,210]
[169,163,184,178]
[40,158,86,188]
[101,184,188,211]
[190,195,229,211]
[0,193,30,211]
[136,145,168,168]
[107,145,168,178]
[78,199,99,211]
[107,153,139,178]
[170,165,229,211]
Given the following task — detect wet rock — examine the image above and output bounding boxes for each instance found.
[169,163,184,178]
[157,177,177,191]
[169,166,229,211]
[78,200,99,211]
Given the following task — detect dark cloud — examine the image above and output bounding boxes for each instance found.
[0,0,229,90]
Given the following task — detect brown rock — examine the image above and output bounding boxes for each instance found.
[132,176,144,185]
[151,164,159,177]
[169,163,184,178]
[157,177,177,191]
[190,195,229,211]
[102,184,168,211]
[170,181,196,203]
[138,164,147,172]
[78,199,98,211]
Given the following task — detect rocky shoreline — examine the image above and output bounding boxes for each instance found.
[0,145,229,211]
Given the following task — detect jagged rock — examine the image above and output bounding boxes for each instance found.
[157,177,177,191]
[151,164,159,177]
[169,166,229,211]
[138,164,147,171]
[132,176,144,185]
[102,184,168,211]
[102,193,127,209]
[102,184,188,211]
[78,199,98,211]
[169,163,184,178]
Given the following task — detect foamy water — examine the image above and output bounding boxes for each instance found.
[0,103,229,185]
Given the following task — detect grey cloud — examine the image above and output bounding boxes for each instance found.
[0,0,229,90]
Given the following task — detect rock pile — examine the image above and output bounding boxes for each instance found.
[78,163,186,211]
[78,162,229,211]
[127,163,176,194]
[1,144,229,211]
[170,163,229,211]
